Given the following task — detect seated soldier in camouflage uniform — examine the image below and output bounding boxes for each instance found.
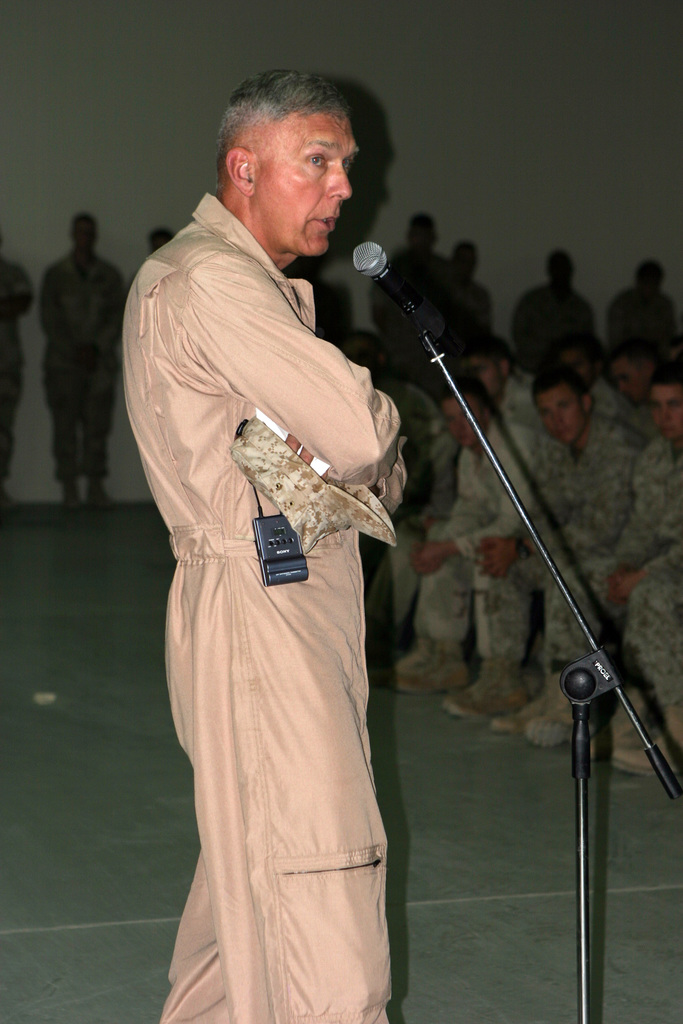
[492,366,639,746]
[340,331,450,677]
[607,338,660,443]
[511,250,594,373]
[394,377,542,717]
[600,362,683,775]
[461,335,540,434]
[553,332,648,447]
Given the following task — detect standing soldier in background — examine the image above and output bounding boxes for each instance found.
[450,240,492,334]
[0,229,33,507]
[511,250,594,373]
[148,226,174,253]
[371,213,471,399]
[40,213,124,508]
[607,261,676,359]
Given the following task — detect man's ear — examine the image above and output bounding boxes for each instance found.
[225,147,256,196]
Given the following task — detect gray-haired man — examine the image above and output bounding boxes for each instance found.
[124,70,404,1023]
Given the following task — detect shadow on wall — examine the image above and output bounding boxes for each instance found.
[326,78,394,261]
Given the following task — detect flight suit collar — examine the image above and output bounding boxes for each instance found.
[192,194,315,329]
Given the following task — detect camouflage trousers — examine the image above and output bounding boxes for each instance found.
[543,557,625,674]
[363,518,425,664]
[386,517,425,626]
[0,368,21,480]
[44,366,115,481]
[622,567,683,707]
[413,552,543,661]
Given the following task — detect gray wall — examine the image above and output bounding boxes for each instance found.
[3,0,682,501]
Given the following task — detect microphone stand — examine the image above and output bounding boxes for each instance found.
[407,321,682,1024]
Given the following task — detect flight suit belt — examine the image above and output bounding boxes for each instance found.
[169,524,254,564]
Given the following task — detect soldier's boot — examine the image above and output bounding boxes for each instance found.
[441,659,470,692]
[490,675,557,735]
[442,658,527,718]
[87,478,113,509]
[663,705,683,774]
[610,701,683,777]
[62,479,80,509]
[590,686,653,762]
[665,704,683,750]
[367,665,396,689]
[394,639,462,694]
[524,674,574,748]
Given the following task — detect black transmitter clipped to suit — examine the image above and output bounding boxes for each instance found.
[252,513,308,587]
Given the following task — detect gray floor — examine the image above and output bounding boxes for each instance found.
[2,504,682,1024]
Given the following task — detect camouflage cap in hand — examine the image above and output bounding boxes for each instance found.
[230,417,396,554]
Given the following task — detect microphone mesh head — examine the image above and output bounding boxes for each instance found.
[353,242,387,276]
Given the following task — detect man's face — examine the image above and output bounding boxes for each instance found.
[442,395,488,450]
[71,218,97,257]
[636,275,660,301]
[558,348,599,388]
[452,245,476,282]
[465,356,507,404]
[610,356,654,406]
[407,224,435,259]
[650,383,683,448]
[535,383,592,450]
[548,253,572,289]
[244,112,356,269]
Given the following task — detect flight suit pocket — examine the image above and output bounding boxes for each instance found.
[275,845,390,1022]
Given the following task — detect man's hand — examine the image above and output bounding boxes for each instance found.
[477,536,518,578]
[286,432,339,484]
[410,539,457,575]
[284,433,382,492]
[285,433,315,465]
[607,564,647,605]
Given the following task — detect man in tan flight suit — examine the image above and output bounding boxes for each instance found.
[123,71,404,1024]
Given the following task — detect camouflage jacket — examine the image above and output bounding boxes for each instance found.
[40,254,124,371]
[429,420,537,556]
[534,415,637,564]
[615,436,683,573]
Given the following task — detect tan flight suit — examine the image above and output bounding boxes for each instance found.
[123,194,404,1024]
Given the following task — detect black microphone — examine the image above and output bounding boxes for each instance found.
[353,241,464,356]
